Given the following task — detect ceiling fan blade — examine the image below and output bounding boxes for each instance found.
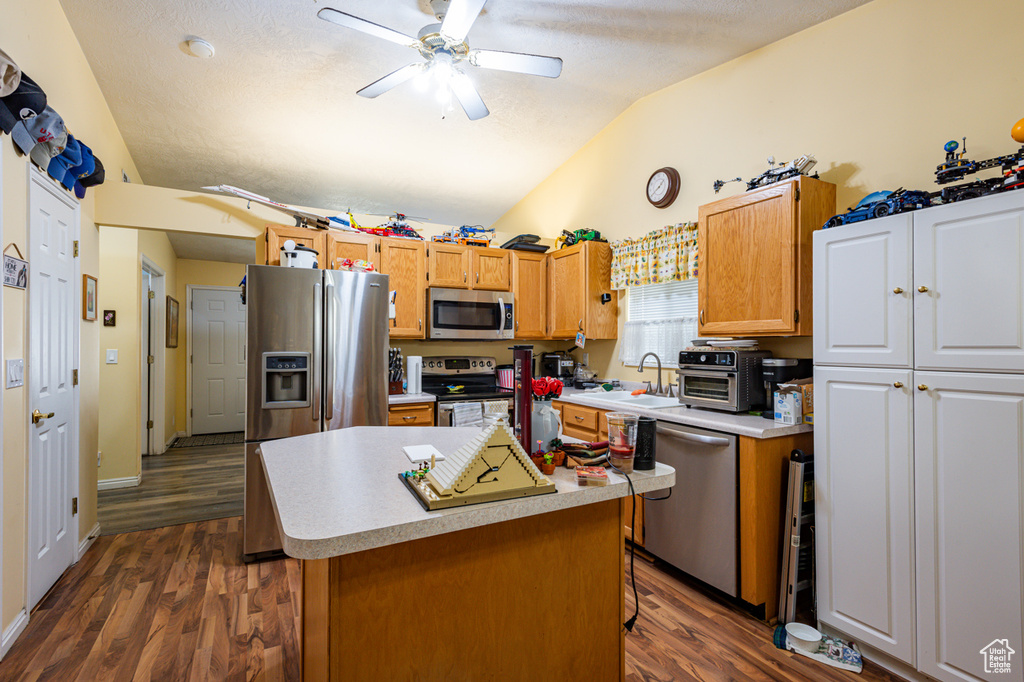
[439,0,487,43]
[470,49,562,78]
[449,72,489,120]
[357,63,425,98]
[317,8,420,48]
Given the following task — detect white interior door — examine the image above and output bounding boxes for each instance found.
[27,171,78,609]
[140,269,152,454]
[191,287,246,434]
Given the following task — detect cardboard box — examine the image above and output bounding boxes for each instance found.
[800,380,814,424]
[775,378,812,426]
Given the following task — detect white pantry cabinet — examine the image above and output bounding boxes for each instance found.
[813,214,914,367]
[914,371,1024,682]
[814,367,915,663]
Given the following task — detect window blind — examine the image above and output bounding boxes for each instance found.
[619,280,699,368]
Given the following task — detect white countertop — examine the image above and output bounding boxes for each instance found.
[388,392,436,405]
[556,389,812,439]
[260,426,674,560]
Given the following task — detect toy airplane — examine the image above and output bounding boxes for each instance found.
[201,184,357,232]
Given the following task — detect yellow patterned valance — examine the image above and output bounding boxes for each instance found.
[609,222,698,290]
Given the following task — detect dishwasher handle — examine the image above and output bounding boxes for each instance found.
[656,425,731,447]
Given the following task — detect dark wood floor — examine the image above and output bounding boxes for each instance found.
[98,444,243,535]
[0,517,905,682]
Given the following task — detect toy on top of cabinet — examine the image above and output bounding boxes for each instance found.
[431,225,495,247]
[930,117,1024,203]
[357,213,425,240]
[822,187,933,229]
[712,154,819,194]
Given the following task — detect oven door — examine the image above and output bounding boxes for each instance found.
[436,399,513,426]
[428,288,514,340]
[677,368,738,411]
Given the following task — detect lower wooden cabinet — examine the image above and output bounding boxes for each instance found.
[387,402,434,426]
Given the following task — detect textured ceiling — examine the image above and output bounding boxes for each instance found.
[164,231,256,264]
[60,0,869,228]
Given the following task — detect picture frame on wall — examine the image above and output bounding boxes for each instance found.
[103,310,116,326]
[166,296,179,348]
[83,275,97,321]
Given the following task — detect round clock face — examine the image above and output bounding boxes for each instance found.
[647,167,680,208]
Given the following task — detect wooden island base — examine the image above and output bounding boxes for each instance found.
[302,498,625,681]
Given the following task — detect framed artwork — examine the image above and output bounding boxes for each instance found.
[3,252,27,289]
[83,275,97,321]
[103,309,116,326]
[166,296,179,348]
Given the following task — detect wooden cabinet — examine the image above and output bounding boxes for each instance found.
[265,224,327,267]
[428,243,471,288]
[813,214,914,367]
[388,402,435,426]
[325,232,378,269]
[428,244,510,291]
[814,367,915,663]
[512,252,548,339]
[914,371,1024,682]
[472,248,510,291]
[548,242,617,340]
[380,238,426,339]
[698,176,834,337]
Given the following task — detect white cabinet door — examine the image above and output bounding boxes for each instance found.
[814,367,916,664]
[915,371,1024,682]
[914,192,1024,372]
[813,214,913,367]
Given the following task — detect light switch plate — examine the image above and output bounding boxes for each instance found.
[106,349,118,364]
[6,359,24,388]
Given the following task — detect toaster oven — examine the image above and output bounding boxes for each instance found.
[675,349,771,412]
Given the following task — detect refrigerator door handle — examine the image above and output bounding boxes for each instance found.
[312,282,322,423]
[325,282,336,418]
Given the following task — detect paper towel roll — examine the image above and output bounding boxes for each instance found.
[407,356,422,394]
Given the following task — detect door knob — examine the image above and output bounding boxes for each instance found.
[917,384,928,391]
[893,287,904,294]
[893,381,904,388]
[917,286,929,293]
[32,409,54,424]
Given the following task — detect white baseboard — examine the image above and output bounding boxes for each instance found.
[166,431,185,449]
[78,521,101,560]
[1,608,28,659]
[97,474,141,490]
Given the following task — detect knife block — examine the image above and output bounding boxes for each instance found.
[388,381,403,395]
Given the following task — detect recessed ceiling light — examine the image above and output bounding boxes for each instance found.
[186,38,215,59]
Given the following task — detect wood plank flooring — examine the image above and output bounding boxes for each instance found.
[98,444,243,535]
[0,517,906,682]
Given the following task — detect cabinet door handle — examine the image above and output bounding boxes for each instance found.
[893,287,904,294]
[515,320,519,331]
[699,309,705,326]
[476,272,480,283]
[918,384,928,391]
[418,318,422,331]
[893,381,904,388]
[578,319,583,332]
[403,415,416,421]
[918,285,929,293]
[464,271,467,283]
[575,415,584,421]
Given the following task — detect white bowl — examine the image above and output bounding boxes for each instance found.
[785,622,822,652]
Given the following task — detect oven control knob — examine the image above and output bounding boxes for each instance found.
[427,361,434,368]
[472,361,478,367]
[700,354,707,362]
[486,360,492,367]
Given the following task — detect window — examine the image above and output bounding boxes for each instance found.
[618,279,698,368]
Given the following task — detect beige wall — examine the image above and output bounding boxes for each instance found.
[493,0,1023,380]
[173,259,249,432]
[1,0,141,631]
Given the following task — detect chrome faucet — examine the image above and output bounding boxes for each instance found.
[638,352,663,395]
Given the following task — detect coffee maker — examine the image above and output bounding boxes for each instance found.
[761,358,813,419]
[540,351,575,379]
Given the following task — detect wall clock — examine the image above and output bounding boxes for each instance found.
[646,167,680,208]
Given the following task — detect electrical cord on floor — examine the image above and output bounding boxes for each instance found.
[609,462,639,633]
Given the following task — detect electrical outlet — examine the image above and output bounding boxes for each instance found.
[97,451,102,467]
[106,349,118,364]
[6,359,24,388]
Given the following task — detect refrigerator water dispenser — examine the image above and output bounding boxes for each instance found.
[263,353,311,408]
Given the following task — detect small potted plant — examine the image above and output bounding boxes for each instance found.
[548,438,565,466]
[540,453,556,475]
[531,441,546,470]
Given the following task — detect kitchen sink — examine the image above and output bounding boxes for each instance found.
[580,391,680,409]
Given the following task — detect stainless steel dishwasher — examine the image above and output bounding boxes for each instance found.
[643,421,739,597]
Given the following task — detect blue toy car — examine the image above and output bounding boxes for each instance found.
[822,188,933,228]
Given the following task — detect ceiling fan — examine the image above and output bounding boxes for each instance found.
[318,0,563,120]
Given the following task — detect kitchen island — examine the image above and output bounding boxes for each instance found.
[260,426,674,681]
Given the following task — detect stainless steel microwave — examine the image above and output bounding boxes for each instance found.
[428,288,514,340]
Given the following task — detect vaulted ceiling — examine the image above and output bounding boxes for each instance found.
[60,0,869,227]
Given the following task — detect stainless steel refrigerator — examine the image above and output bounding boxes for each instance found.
[243,265,389,559]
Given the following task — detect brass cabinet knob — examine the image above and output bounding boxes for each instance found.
[918,384,928,391]
[918,286,929,293]
[893,381,904,388]
[31,409,54,424]
[893,287,904,294]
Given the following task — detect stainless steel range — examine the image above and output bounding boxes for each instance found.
[421,356,514,426]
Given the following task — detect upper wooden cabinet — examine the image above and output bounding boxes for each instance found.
[548,241,617,340]
[265,224,327,267]
[325,232,378,269]
[512,251,548,339]
[427,243,511,291]
[379,237,426,339]
[697,176,835,337]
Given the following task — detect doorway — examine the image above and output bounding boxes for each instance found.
[188,285,246,435]
[139,257,166,455]
[26,168,80,610]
